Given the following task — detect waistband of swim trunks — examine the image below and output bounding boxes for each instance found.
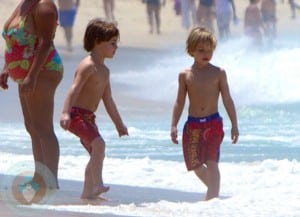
[187,112,220,123]
[71,106,94,115]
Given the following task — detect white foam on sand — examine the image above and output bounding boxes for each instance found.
[0,153,299,217]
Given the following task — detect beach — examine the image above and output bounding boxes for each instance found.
[1,0,300,51]
[1,1,300,217]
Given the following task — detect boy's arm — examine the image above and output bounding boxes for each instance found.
[102,80,128,137]
[219,70,239,144]
[60,64,92,130]
[171,72,187,144]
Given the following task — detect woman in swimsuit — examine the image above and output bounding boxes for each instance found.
[0,0,63,188]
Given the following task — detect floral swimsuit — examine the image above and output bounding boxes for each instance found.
[2,2,63,83]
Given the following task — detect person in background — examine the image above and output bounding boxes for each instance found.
[180,0,198,30]
[103,0,115,22]
[244,0,265,47]
[142,0,166,34]
[170,27,239,200]
[288,0,300,19]
[197,0,215,32]
[174,0,182,16]
[214,0,238,41]
[261,0,276,43]
[58,0,80,51]
[0,0,63,188]
[60,18,128,199]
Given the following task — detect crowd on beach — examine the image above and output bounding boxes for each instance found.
[141,0,299,46]
[56,0,300,51]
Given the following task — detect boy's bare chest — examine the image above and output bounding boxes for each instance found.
[188,72,216,85]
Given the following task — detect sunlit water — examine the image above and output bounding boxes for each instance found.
[0,35,299,217]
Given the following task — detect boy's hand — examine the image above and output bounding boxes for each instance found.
[170,126,178,144]
[60,113,71,130]
[117,123,128,137]
[231,127,239,144]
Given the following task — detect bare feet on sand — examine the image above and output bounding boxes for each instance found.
[81,185,110,200]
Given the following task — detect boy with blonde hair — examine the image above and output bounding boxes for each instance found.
[171,27,239,200]
[60,18,128,199]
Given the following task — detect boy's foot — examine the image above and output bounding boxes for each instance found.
[93,185,110,196]
[81,185,110,200]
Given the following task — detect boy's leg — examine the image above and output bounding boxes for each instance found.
[81,137,108,199]
[81,163,93,198]
[194,165,209,187]
[205,160,220,200]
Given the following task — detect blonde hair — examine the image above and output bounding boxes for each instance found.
[186,27,217,56]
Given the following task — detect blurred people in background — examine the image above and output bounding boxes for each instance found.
[174,0,182,15]
[215,0,238,41]
[58,0,80,51]
[142,0,166,34]
[244,0,265,47]
[181,0,198,30]
[197,0,215,32]
[103,0,115,22]
[288,0,300,19]
[261,0,276,43]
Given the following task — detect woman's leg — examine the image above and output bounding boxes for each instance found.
[21,71,62,188]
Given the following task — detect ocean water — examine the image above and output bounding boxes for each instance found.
[1,36,300,217]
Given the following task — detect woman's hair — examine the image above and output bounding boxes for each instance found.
[186,27,217,56]
[83,18,120,52]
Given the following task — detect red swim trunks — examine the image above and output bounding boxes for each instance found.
[182,113,224,171]
[68,107,100,154]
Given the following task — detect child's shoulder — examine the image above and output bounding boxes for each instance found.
[209,63,225,72]
[75,56,97,74]
[208,64,227,78]
[180,67,192,74]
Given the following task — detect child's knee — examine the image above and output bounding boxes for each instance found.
[91,137,105,154]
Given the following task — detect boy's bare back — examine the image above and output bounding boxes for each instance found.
[72,56,110,113]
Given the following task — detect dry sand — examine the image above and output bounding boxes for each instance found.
[1,0,299,53]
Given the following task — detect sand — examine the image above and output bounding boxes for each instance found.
[1,0,299,53]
